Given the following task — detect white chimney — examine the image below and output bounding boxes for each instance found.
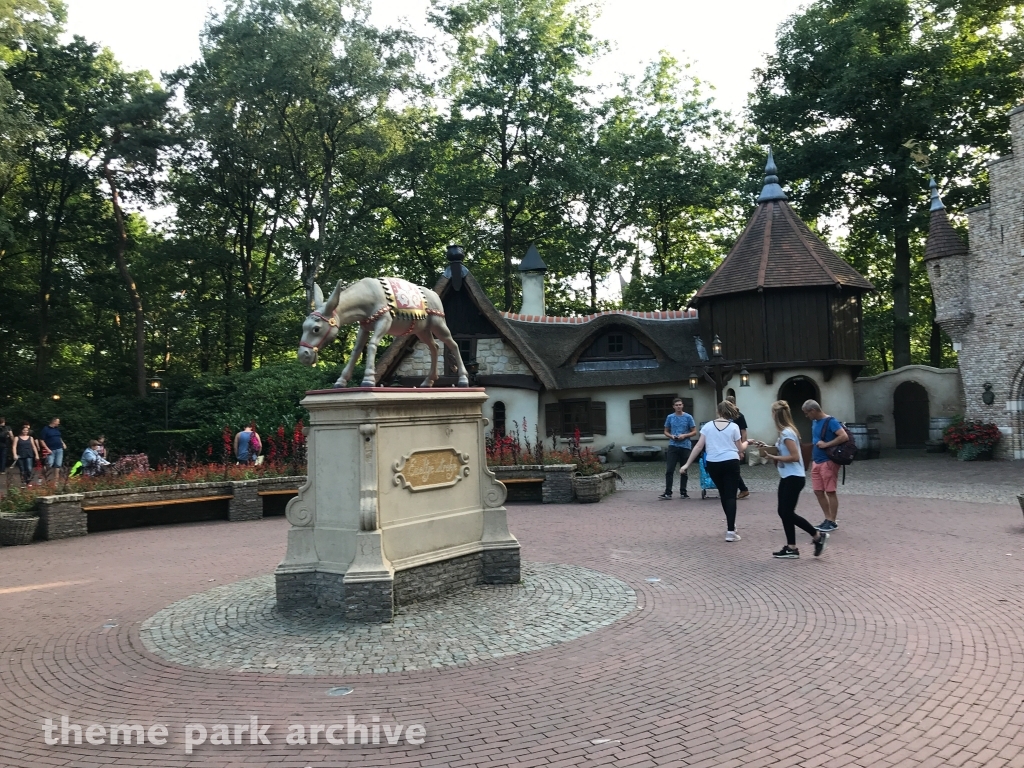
[518,244,547,316]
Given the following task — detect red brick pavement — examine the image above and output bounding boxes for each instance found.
[2,490,1024,767]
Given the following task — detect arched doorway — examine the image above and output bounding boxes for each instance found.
[777,376,819,442]
[893,381,929,448]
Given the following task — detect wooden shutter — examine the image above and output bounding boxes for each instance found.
[591,401,607,435]
[683,398,694,415]
[545,402,562,437]
[629,399,646,433]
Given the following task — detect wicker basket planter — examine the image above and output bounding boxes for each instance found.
[0,515,40,546]
[572,470,620,504]
[573,475,602,503]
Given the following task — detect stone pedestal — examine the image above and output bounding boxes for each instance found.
[275,388,519,621]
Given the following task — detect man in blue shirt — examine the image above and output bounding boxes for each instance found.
[802,399,848,532]
[659,398,697,500]
[39,417,66,473]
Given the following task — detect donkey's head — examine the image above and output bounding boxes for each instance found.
[297,282,343,367]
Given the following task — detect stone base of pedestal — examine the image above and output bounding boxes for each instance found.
[482,546,521,584]
[275,388,519,623]
[275,543,520,622]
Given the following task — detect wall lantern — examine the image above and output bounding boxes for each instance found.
[982,383,995,405]
[688,370,699,390]
[739,367,751,387]
[710,335,723,359]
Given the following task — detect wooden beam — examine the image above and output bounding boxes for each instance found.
[257,489,299,497]
[764,369,774,386]
[498,478,544,485]
[84,495,232,512]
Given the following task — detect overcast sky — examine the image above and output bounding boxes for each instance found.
[63,0,809,115]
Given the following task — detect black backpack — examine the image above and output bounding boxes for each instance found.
[825,421,857,466]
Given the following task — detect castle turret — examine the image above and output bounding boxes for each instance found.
[923,179,972,346]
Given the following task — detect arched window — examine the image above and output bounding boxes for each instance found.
[492,401,506,437]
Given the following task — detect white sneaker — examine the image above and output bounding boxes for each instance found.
[725,531,741,542]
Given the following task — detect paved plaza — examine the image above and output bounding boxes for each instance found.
[1,454,1024,767]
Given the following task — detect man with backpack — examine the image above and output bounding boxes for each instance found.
[802,400,849,533]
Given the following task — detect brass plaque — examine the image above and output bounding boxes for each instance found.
[393,448,470,492]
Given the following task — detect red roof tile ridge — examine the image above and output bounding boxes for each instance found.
[500,309,699,323]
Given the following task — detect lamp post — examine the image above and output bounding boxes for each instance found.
[147,377,169,429]
[698,336,750,403]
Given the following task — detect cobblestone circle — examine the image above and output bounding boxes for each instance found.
[139,562,636,675]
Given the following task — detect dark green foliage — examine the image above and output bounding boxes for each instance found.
[749,0,1024,370]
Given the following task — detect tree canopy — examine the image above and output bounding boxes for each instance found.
[0,0,1020,455]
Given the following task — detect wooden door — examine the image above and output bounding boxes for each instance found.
[894,381,929,448]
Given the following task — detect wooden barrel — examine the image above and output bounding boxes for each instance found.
[846,423,869,453]
[929,417,954,443]
[867,428,881,459]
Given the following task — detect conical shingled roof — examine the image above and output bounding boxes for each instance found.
[923,178,968,262]
[690,153,873,304]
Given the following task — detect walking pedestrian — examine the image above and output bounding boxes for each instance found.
[0,417,11,474]
[234,425,256,465]
[11,424,38,485]
[659,398,697,500]
[762,401,828,559]
[801,400,849,533]
[679,400,748,541]
[726,395,750,499]
[39,417,66,477]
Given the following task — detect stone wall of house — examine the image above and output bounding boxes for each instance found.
[476,338,526,375]
[929,103,1024,459]
[395,340,438,378]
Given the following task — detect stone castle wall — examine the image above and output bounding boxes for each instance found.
[931,104,1024,459]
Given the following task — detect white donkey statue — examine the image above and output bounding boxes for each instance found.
[297,277,469,388]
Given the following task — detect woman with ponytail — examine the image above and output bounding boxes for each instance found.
[762,400,828,559]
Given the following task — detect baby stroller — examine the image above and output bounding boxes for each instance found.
[698,453,717,499]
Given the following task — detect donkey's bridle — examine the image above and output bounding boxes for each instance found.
[299,310,340,357]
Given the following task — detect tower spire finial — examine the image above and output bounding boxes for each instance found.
[757,148,788,203]
[929,177,946,212]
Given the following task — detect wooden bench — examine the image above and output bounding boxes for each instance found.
[499,478,544,485]
[257,489,299,497]
[83,495,233,511]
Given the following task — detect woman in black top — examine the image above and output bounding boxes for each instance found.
[12,424,38,485]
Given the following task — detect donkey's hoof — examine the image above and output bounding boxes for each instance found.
[457,377,470,387]
[360,379,375,388]
[418,378,435,388]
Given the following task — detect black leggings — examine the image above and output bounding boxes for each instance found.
[778,475,817,546]
[705,459,740,532]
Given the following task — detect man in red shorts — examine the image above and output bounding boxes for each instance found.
[802,400,848,533]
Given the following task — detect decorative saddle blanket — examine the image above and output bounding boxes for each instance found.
[380,278,427,321]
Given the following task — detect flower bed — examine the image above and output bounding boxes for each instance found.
[1,450,308,544]
[942,419,1001,461]
[486,421,603,476]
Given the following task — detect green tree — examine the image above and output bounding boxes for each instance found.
[431,0,599,310]
[98,71,173,397]
[750,0,1024,368]
[613,56,743,311]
